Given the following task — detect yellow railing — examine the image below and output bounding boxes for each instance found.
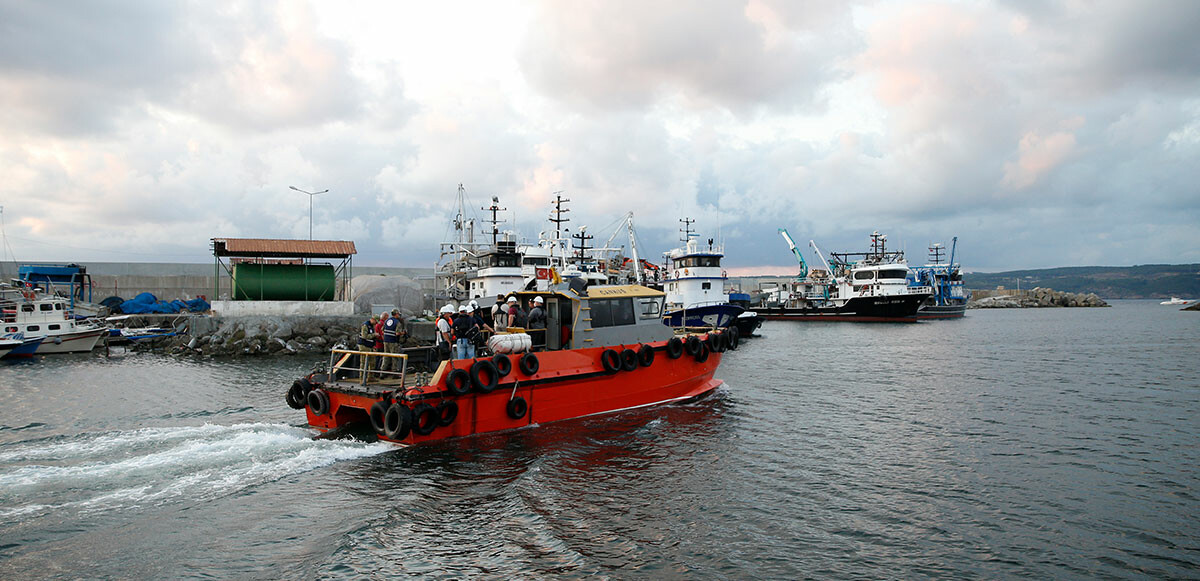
[328,348,409,387]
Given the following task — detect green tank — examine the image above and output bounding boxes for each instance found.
[232,263,337,301]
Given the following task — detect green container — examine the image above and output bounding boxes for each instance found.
[232,263,337,301]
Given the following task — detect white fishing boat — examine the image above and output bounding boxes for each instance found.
[1,286,107,353]
[1160,297,1191,305]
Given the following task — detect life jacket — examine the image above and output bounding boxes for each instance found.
[382,316,399,342]
[358,321,375,346]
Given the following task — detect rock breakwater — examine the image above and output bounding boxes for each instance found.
[133,315,432,357]
[969,287,1109,308]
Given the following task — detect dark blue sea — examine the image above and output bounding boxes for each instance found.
[0,300,1196,579]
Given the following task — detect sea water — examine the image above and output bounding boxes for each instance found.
[0,300,1196,578]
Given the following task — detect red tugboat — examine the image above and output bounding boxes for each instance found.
[285,284,735,444]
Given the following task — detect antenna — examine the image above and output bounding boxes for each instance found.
[481,196,507,245]
[549,192,570,244]
[679,217,696,244]
[571,227,593,260]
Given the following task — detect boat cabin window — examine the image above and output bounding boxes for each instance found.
[27,325,39,332]
[55,303,63,310]
[589,297,635,328]
[638,298,661,319]
[701,282,711,289]
[674,256,721,269]
[853,270,875,280]
[878,269,908,279]
[5,326,16,333]
[40,304,53,311]
[48,324,60,330]
[490,254,519,268]
[21,304,34,312]
[523,256,550,266]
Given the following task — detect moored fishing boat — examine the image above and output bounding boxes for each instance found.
[285,284,733,444]
[758,230,931,322]
[1,332,45,358]
[661,219,745,329]
[908,237,969,319]
[0,286,107,353]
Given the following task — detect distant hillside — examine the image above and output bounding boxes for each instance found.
[964,264,1200,299]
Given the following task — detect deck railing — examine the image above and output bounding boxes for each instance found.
[328,348,410,388]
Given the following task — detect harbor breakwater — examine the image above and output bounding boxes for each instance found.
[133,315,436,357]
[969,287,1109,308]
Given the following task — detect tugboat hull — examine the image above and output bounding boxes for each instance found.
[295,332,730,445]
[759,293,928,322]
[914,302,967,320]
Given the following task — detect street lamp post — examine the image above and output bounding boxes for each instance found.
[289,186,329,240]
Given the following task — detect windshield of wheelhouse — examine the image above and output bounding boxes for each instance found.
[878,269,908,279]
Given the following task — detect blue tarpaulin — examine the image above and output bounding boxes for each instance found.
[117,293,209,315]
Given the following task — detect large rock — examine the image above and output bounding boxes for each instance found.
[351,275,424,317]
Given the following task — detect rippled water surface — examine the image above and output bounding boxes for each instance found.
[1,301,1197,579]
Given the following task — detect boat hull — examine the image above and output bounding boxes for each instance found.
[759,293,927,322]
[915,301,967,319]
[3,337,45,358]
[732,312,763,336]
[301,335,727,445]
[33,328,106,354]
[662,304,744,328]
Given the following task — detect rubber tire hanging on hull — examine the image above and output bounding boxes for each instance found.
[384,403,412,440]
[369,400,390,434]
[727,327,739,350]
[437,400,458,426]
[445,368,471,396]
[492,354,512,377]
[694,343,710,363]
[307,389,330,416]
[638,344,655,367]
[507,396,528,420]
[685,335,702,356]
[286,381,306,409]
[601,349,621,374]
[412,403,438,436]
[666,337,684,359]
[620,349,638,371]
[471,359,500,393]
[519,352,539,376]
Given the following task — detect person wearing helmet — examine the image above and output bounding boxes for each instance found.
[453,304,479,359]
[469,301,494,351]
[506,295,526,329]
[491,294,507,332]
[381,308,403,373]
[436,305,454,358]
[528,296,546,330]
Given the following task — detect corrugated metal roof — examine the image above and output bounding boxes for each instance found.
[212,238,357,258]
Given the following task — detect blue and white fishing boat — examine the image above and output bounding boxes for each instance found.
[908,237,969,319]
[661,220,745,329]
[1,332,45,358]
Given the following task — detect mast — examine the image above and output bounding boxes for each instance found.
[928,242,945,265]
[571,227,593,262]
[679,217,696,245]
[481,196,507,245]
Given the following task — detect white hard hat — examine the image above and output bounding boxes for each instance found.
[506,296,517,303]
[468,300,479,309]
[458,305,468,312]
[439,305,453,314]
[533,296,543,304]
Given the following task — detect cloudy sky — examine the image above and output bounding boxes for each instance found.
[1,0,1197,273]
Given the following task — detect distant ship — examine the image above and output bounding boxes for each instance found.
[908,238,969,319]
[1160,297,1191,305]
[661,219,748,330]
[757,230,931,322]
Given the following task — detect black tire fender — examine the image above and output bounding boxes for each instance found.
[638,344,655,367]
[685,335,702,356]
[492,354,512,377]
[286,381,305,409]
[694,342,710,363]
[411,403,438,436]
[601,349,621,374]
[384,403,412,440]
[445,368,471,396]
[519,352,539,376]
[620,348,638,372]
[666,337,684,359]
[470,359,500,393]
[369,400,390,434]
[507,396,528,420]
[306,389,330,416]
[437,400,459,426]
[728,326,740,350]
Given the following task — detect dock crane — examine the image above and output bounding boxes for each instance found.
[778,228,808,279]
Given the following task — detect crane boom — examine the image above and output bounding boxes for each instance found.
[949,236,958,269]
[778,228,808,279]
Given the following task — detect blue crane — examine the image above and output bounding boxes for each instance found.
[778,228,808,279]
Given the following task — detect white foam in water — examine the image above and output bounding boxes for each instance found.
[0,423,391,522]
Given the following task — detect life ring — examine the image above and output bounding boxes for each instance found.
[694,343,710,363]
[306,389,330,416]
[384,403,412,440]
[470,359,499,393]
[727,327,740,350]
[411,403,438,436]
[638,344,655,367]
[685,335,702,356]
[369,400,390,434]
[601,349,621,374]
[620,348,638,372]
[507,396,528,419]
[492,353,512,377]
[666,337,684,359]
[445,368,471,395]
[437,400,459,426]
[519,352,539,376]
[22,289,34,301]
[684,268,689,275]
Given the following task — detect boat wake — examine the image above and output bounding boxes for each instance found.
[0,423,390,524]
